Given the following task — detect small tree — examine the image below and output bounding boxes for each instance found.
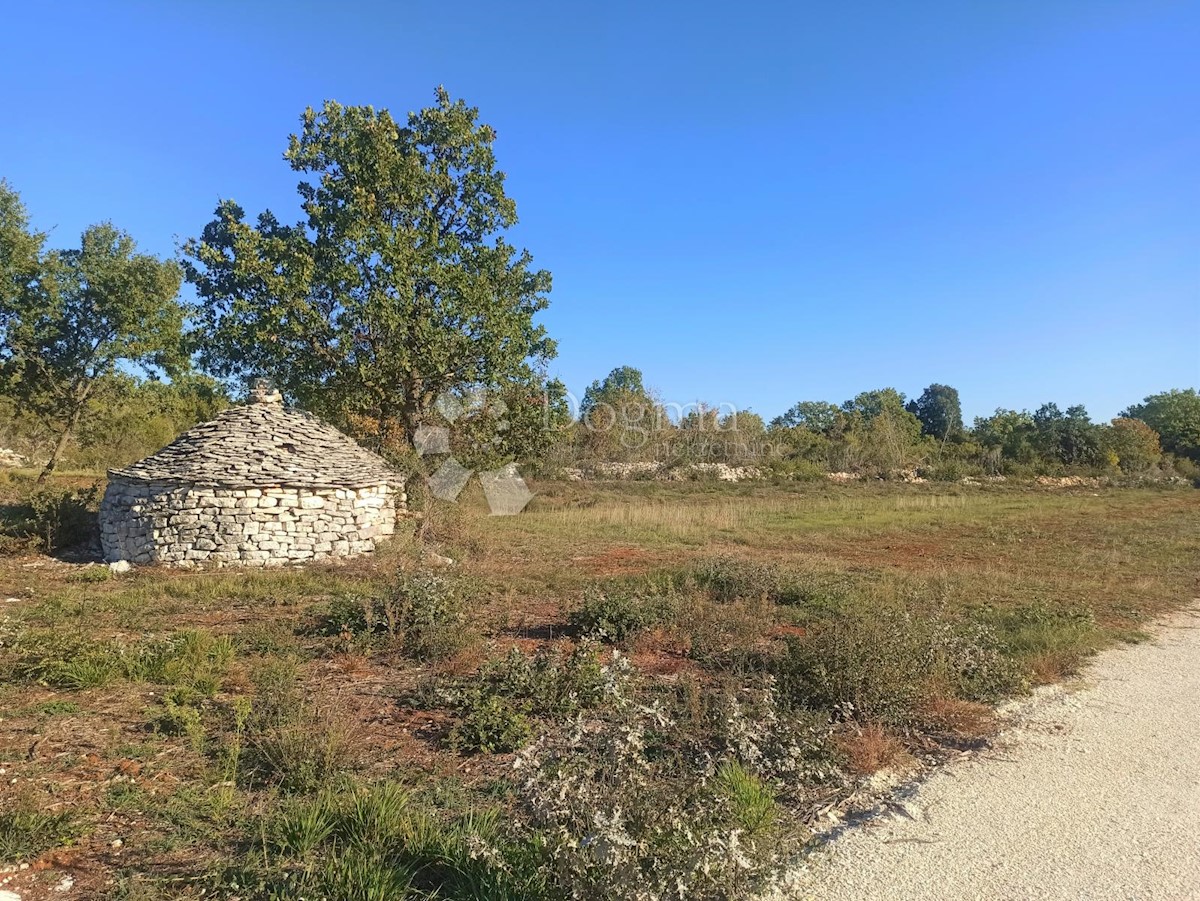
[1099,417,1162,473]
[183,89,555,453]
[0,183,185,479]
[906,383,963,443]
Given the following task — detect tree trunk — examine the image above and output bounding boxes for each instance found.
[38,396,86,484]
[38,426,74,483]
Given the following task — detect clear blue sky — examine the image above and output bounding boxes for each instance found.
[4,0,1197,422]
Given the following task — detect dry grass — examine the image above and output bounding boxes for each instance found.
[837,723,914,775]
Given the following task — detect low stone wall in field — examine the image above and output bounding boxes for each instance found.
[99,478,399,567]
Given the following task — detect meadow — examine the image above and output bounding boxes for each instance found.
[0,477,1197,899]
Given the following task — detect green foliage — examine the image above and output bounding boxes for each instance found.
[906,383,963,441]
[770,399,841,433]
[690,556,830,606]
[26,484,98,551]
[66,564,112,583]
[982,602,1100,674]
[575,365,671,461]
[0,182,186,478]
[450,693,534,754]
[569,584,674,642]
[9,628,233,695]
[1032,403,1100,467]
[1123,389,1200,463]
[241,659,360,792]
[1100,417,1163,473]
[152,698,206,751]
[183,88,555,453]
[323,572,474,662]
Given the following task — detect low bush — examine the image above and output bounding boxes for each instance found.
[774,609,1025,725]
[28,484,99,552]
[569,584,674,642]
[690,556,849,609]
[447,642,611,753]
[322,572,475,662]
[516,671,830,900]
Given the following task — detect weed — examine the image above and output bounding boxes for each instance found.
[775,609,1024,725]
[446,642,611,753]
[451,694,533,754]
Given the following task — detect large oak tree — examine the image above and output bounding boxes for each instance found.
[182,89,556,452]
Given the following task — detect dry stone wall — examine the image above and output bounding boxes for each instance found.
[100,478,399,567]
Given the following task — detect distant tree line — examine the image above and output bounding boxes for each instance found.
[549,367,1200,483]
[0,88,1196,486]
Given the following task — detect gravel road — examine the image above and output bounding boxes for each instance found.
[789,608,1200,901]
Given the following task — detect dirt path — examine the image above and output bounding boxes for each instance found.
[789,608,1200,901]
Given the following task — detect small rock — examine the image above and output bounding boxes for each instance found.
[54,876,73,892]
[111,838,123,849]
[108,560,132,574]
[0,889,21,901]
[425,552,455,568]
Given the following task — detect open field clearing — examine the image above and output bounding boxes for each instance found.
[0,480,1197,899]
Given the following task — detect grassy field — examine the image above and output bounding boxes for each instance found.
[0,478,1197,899]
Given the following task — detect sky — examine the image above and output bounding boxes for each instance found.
[3,0,1197,423]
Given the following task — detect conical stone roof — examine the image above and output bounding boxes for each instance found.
[110,393,396,489]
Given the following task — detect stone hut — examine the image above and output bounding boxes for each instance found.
[100,385,401,567]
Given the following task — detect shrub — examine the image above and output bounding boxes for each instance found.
[28,484,99,552]
[393,572,472,662]
[321,572,475,662]
[569,584,673,642]
[690,557,848,609]
[447,642,610,753]
[516,671,825,900]
[450,694,533,754]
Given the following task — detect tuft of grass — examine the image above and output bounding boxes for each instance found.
[715,760,777,835]
[0,804,78,861]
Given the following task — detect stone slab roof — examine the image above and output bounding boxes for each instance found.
[109,397,396,489]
